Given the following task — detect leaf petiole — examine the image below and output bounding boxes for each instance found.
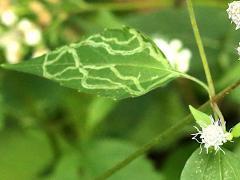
[178,72,209,93]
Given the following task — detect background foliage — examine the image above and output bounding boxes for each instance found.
[0,0,239,179]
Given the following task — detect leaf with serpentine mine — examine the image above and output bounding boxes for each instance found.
[1,27,180,99]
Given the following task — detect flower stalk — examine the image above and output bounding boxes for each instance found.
[186,0,225,127]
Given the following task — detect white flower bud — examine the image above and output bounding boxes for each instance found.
[227,1,240,30]
[0,9,18,27]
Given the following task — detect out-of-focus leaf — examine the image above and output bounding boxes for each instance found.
[0,93,4,129]
[0,129,53,180]
[1,71,65,123]
[234,141,240,156]
[48,140,163,180]
[216,62,240,104]
[77,11,123,35]
[2,27,180,100]
[128,87,188,147]
[86,97,117,132]
[96,86,191,149]
[216,62,240,90]
[181,148,240,180]
[45,152,80,180]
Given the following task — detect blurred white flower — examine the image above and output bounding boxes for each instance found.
[153,37,192,73]
[24,28,42,46]
[5,40,22,64]
[17,19,42,46]
[0,9,18,27]
[227,1,240,30]
[0,30,22,64]
[0,30,20,46]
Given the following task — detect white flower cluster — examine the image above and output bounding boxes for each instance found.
[0,8,44,64]
[192,116,232,153]
[227,1,240,55]
[153,37,192,73]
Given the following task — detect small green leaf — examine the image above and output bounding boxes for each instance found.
[189,105,211,127]
[181,148,240,180]
[231,123,240,138]
[1,27,180,100]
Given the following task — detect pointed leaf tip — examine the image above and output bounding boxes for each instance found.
[189,105,211,128]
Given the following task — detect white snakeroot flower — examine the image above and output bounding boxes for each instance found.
[192,116,231,153]
[227,1,240,30]
[153,37,192,73]
[0,9,18,27]
[17,19,42,46]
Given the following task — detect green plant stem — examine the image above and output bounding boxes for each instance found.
[95,80,240,180]
[186,0,225,125]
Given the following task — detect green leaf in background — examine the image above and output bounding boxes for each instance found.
[231,123,240,138]
[0,129,53,180]
[1,27,180,100]
[0,93,4,130]
[189,105,211,128]
[48,140,164,180]
[94,87,189,148]
[86,97,117,132]
[181,148,240,180]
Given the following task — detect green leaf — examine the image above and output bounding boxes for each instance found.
[189,105,211,127]
[48,139,164,180]
[231,123,240,138]
[0,93,4,130]
[0,129,53,180]
[86,97,117,131]
[1,27,180,100]
[181,148,240,180]
[162,143,197,180]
